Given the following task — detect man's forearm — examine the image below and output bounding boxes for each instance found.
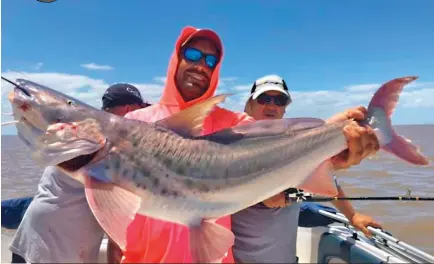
[331,180,356,220]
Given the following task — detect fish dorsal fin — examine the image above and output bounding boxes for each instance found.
[155,94,231,137]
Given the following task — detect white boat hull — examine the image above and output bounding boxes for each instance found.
[0,225,419,263]
[296,225,410,263]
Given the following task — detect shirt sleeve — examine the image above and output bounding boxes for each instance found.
[124,108,155,122]
[231,112,256,126]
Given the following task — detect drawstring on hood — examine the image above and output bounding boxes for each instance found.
[159,26,224,110]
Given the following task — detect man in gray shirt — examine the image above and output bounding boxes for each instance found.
[9,83,149,263]
[232,75,383,263]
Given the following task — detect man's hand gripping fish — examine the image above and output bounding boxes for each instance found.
[3,76,429,263]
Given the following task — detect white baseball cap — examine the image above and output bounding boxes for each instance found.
[250,75,292,103]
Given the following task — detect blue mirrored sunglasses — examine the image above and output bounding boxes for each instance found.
[183,47,218,69]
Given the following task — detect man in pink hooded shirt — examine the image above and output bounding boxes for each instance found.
[113,26,253,263]
[110,26,380,263]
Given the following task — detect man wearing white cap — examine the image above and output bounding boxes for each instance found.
[231,74,382,263]
[243,75,292,119]
[108,24,381,262]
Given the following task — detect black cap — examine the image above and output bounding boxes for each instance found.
[102,83,147,109]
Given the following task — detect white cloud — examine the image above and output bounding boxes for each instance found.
[401,88,434,108]
[218,77,238,88]
[291,84,434,121]
[220,77,238,82]
[1,70,433,135]
[345,83,380,92]
[35,62,43,71]
[0,71,163,115]
[217,79,434,122]
[406,81,434,89]
[80,63,114,71]
[344,80,434,92]
[153,76,167,84]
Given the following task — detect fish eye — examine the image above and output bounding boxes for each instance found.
[66,100,75,106]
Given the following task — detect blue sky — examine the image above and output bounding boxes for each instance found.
[1,0,434,135]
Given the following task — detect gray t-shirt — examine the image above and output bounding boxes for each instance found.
[9,166,105,263]
[232,202,301,263]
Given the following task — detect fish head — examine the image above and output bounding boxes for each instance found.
[8,78,96,131]
[6,78,105,167]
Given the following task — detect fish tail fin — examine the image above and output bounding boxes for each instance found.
[367,76,429,165]
[189,219,235,263]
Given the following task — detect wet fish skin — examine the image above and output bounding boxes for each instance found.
[87,114,349,216]
[5,76,429,263]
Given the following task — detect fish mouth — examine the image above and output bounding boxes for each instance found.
[7,87,48,133]
[8,84,32,102]
[8,86,33,109]
[8,90,14,103]
[15,84,32,97]
[3,76,32,100]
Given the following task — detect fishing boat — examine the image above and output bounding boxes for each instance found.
[295,210,434,263]
[2,204,433,263]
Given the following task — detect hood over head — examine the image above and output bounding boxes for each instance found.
[159,26,224,110]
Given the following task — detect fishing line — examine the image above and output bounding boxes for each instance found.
[2,70,31,81]
[13,70,31,80]
[1,120,19,126]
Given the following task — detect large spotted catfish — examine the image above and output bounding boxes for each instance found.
[3,76,429,262]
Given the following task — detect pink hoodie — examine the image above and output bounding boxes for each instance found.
[122,26,254,263]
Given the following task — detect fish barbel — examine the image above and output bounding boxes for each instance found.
[3,75,429,262]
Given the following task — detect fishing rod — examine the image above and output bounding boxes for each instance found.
[286,188,434,202]
[289,196,434,202]
[1,76,17,86]
[1,76,31,96]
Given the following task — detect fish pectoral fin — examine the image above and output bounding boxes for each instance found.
[84,175,141,251]
[33,138,103,167]
[156,94,231,137]
[297,160,339,197]
[189,219,235,263]
[32,120,106,166]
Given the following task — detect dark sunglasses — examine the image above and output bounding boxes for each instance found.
[183,47,218,69]
[256,93,290,106]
